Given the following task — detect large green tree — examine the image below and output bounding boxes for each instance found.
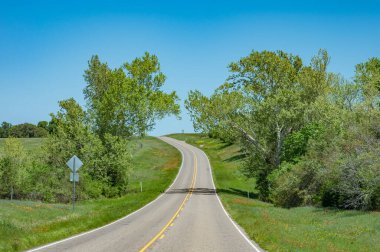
[83,53,180,138]
[186,49,332,199]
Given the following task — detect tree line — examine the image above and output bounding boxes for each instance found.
[0,121,51,138]
[186,49,380,210]
[0,52,179,202]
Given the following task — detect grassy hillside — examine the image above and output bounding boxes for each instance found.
[0,137,180,252]
[168,133,380,252]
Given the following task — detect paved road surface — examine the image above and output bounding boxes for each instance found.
[29,137,263,252]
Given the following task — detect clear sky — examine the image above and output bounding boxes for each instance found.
[1,1,379,135]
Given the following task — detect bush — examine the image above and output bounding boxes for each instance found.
[269,162,303,208]
[0,138,28,200]
[271,124,380,210]
[269,159,324,208]
[332,150,380,210]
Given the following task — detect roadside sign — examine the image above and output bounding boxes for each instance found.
[66,155,83,172]
[66,155,83,210]
[70,172,79,182]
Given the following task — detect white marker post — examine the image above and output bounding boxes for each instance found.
[67,155,83,210]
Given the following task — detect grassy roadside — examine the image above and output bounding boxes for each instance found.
[0,137,180,252]
[168,133,380,252]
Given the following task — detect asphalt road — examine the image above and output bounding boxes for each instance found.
[29,137,263,252]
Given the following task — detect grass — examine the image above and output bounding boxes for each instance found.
[0,136,180,252]
[168,133,380,252]
[0,138,45,157]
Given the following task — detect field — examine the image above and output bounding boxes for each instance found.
[0,137,180,251]
[0,138,46,156]
[168,134,380,252]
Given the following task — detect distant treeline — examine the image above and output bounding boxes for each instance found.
[0,121,52,138]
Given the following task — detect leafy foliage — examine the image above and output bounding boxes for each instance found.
[186,49,380,210]
[83,53,180,138]
[0,138,27,199]
[187,49,330,199]
[8,123,48,138]
[0,122,12,138]
[0,122,48,138]
[0,53,177,203]
[37,120,49,131]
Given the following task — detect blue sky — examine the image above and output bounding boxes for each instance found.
[1,1,379,135]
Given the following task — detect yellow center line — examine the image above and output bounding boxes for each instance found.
[139,150,198,252]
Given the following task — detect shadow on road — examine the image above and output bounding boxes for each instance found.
[166,187,216,195]
[165,187,258,198]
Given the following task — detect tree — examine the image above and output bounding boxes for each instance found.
[355,57,380,101]
[47,118,58,134]
[37,121,49,131]
[97,134,131,195]
[83,53,180,138]
[186,49,332,199]
[0,121,12,138]
[44,98,133,200]
[266,57,380,209]
[47,98,89,167]
[37,98,90,202]
[9,123,48,138]
[0,138,26,199]
[185,89,241,142]
[186,50,380,208]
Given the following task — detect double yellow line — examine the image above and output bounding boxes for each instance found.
[139,151,198,252]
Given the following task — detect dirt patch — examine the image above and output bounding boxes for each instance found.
[162,157,180,171]
[232,198,252,205]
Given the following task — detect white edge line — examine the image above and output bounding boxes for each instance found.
[27,137,185,252]
[180,140,262,252]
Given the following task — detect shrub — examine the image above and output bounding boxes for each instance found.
[332,150,380,210]
[269,159,324,208]
[271,126,380,210]
[0,138,28,200]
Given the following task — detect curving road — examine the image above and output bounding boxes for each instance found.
[28,137,263,252]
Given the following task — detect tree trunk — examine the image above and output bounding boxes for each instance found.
[274,124,292,167]
[230,123,266,155]
[274,123,283,167]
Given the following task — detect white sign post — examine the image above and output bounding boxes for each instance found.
[66,155,83,210]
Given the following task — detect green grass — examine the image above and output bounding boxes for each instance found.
[0,136,180,252]
[168,133,380,252]
[0,138,45,157]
